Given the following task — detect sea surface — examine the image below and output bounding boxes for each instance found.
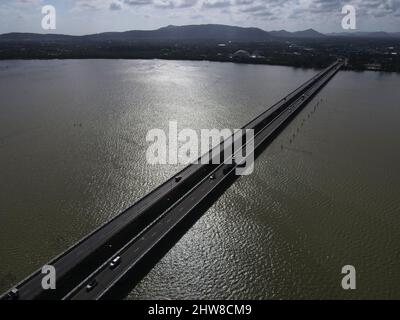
[0,60,399,299]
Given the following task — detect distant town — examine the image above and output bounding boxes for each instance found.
[1,24,399,72]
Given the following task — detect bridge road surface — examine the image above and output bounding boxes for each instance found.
[1,61,342,300]
[65,62,343,300]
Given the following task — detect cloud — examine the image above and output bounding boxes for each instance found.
[153,0,198,9]
[123,0,152,6]
[1,0,399,34]
[110,2,122,10]
[69,0,400,21]
[75,0,115,10]
[15,0,42,3]
[202,0,231,9]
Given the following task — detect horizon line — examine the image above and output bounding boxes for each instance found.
[0,23,398,37]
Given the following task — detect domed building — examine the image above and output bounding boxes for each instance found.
[232,50,251,59]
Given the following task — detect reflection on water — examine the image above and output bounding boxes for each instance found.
[1,60,399,298]
[128,70,400,299]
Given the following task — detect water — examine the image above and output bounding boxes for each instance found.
[0,60,399,299]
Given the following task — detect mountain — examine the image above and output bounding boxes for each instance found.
[292,28,327,38]
[0,24,330,44]
[3,25,400,44]
[85,24,272,42]
[269,29,326,39]
[270,28,326,39]
[269,30,293,38]
[0,32,78,42]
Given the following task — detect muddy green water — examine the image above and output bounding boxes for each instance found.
[0,60,399,299]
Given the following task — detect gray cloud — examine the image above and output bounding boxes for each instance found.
[202,0,231,9]
[124,0,152,6]
[74,0,400,20]
[2,0,399,34]
[153,0,198,9]
[110,2,122,10]
[122,0,198,8]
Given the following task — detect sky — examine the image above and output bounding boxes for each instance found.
[0,0,399,35]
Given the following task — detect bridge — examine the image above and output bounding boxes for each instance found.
[1,61,343,300]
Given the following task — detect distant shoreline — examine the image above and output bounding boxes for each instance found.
[1,24,399,73]
[0,56,398,73]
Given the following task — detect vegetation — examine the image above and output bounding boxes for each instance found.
[1,26,399,72]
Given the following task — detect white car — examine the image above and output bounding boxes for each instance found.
[110,256,121,269]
